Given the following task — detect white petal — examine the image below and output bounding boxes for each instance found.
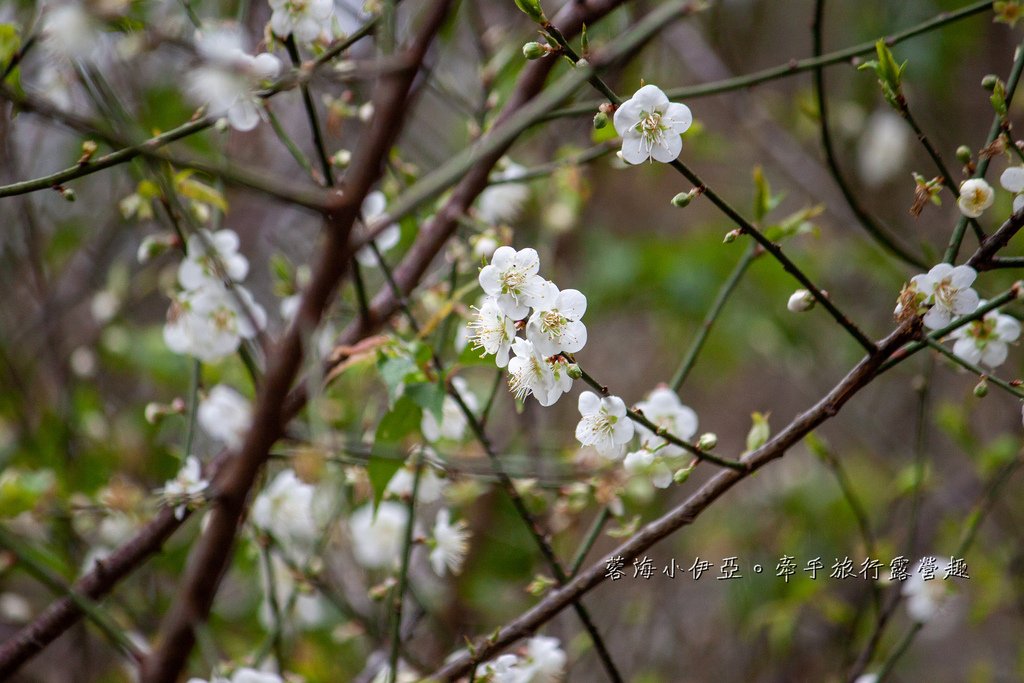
[559,319,587,354]
[922,306,951,330]
[478,265,501,295]
[629,84,669,111]
[949,265,977,289]
[619,133,649,165]
[996,315,1021,342]
[1001,166,1024,193]
[228,99,260,131]
[513,247,540,275]
[557,289,587,319]
[650,133,682,163]
[362,191,386,218]
[662,102,693,134]
[490,246,515,269]
[578,391,601,416]
[951,289,980,315]
[981,341,1008,367]
[952,337,982,365]
[612,100,643,137]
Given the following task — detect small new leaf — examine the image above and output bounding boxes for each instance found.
[514,0,546,23]
[745,411,771,453]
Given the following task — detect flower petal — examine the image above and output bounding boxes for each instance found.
[619,133,649,165]
[662,102,693,134]
[557,289,587,319]
[650,132,682,163]
[578,391,600,416]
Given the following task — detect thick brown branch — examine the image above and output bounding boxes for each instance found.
[139,3,452,680]
[965,206,1024,271]
[430,321,919,681]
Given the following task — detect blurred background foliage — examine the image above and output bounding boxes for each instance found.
[2,0,1024,681]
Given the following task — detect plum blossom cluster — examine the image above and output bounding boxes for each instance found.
[471,246,587,406]
[474,635,567,683]
[349,460,470,578]
[162,229,267,363]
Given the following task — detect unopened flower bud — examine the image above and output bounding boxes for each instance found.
[723,229,741,244]
[787,289,816,312]
[566,363,582,380]
[593,111,608,129]
[671,190,695,208]
[522,41,546,60]
[78,140,98,165]
[982,74,1000,92]
[575,57,589,68]
[59,187,76,202]
[673,465,695,483]
[956,145,972,165]
[974,379,989,398]
[697,432,718,451]
[144,403,165,425]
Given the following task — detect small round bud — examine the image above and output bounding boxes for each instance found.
[697,432,718,450]
[593,111,608,129]
[982,74,1000,92]
[723,229,741,244]
[956,145,972,165]
[671,191,694,208]
[144,403,165,425]
[974,379,989,398]
[59,187,76,202]
[673,466,694,484]
[566,363,582,380]
[787,289,816,313]
[522,42,546,60]
[575,58,590,68]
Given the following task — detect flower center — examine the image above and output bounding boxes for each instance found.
[540,310,566,335]
[933,277,957,310]
[635,110,667,152]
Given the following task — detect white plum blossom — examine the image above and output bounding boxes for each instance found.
[385,463,446,503]
[545,356,575,407]
[251,469,319,553]
[634,387,698,457]
[957,178,994,218]
[421,377,478,442]
[478,246,546,319]
[189,27,281,131]
[197,385,252,449]
[429,508,470,577]
[999,165,1024,213]
[467,297,516,367]
[259,553,323,631]
[857,109,910,187]
[519,635,567,683]
[159,456,209,519]
[507,338,555,405]
[613,84,693,164]
[475,636,566,683]
[471,230,502,260]
[349,501,410,569]
[575,392,634,458]
[623,448,674,489]
[949,300,1021,368]
[477,162,530,225]
[179,230,249,290]
[526,281,587,356]
[41,3,103,63]
[268,0,333,43]
[902,558,953,623]
[164,283,267,362]
[902,263,980,330]
[356,191,401,267]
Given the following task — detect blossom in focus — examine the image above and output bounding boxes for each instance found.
[467,296,516,368]
[188,27,281,131]
[613,84,692,164]
[507,338,554,405]
[251,469,319,553]
[178,229,249,290]
[159,456,209,519]
[949,300,1021,367]
[421,377,478,442]
[634,387,698,457]
[526,281,588,356]
[268,0,333,43]
[575,391,634,458]
[355,191,401,267]
[999,165,1024,213]
[957,178,994,218]
[429,508,470,577]
[478,246,546,319]
[348,501,410,569]
[197,384,252,449]
[900,263,979,330]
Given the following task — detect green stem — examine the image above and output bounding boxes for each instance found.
[670,243,758,391]
[944,34,1024,263]
[388,458,423,683]
[569,507,611,577]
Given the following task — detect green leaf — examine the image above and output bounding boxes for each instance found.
[752,166,784,223]
[406,381,446,424]
[377,353,420,406]
[0,24,23,96]
[745,411,771,453]
[176,176,228,213]
[762,205,823,242]
[514,0,546,23]
[368,396,421,508]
